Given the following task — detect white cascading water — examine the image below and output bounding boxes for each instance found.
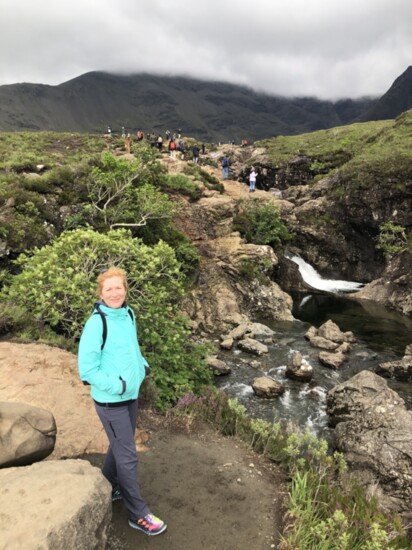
[286,252,364,293]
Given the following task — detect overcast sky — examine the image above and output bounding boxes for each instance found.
[1,0,411,99]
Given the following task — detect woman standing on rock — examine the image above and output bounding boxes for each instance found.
[249,167,257,192]
[78,267,167,537]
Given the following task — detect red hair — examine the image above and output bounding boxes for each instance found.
[96,267,128,298]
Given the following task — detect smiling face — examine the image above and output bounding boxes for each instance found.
[100,275,127,309]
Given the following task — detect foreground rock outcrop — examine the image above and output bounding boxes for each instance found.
[354,251,412,317]
[327,370,412,517]
[0,459,111,550]
[0,402,56,467]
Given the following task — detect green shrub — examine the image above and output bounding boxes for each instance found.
[182,164,223,191]
[1,228,212,406]
[238,256,273,283]
[376,222,408,257]
[161,173,201,199]
[233,199,292,246]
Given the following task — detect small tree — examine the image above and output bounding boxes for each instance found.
[88,152,177,230]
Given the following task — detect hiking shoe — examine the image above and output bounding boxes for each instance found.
[111,488,122,502]
[128,513,167,536]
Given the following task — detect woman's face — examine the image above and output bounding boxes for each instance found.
[100,276,127,309]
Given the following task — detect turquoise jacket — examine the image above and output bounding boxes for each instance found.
[78,303,149,403]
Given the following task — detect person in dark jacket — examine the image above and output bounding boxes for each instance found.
[221,156,229,180]
[78,267,167,536]
[192,145,200,164]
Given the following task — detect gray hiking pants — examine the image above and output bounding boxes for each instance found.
[95,399,149,519]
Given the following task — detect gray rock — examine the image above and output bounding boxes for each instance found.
[304,326,317,340]
[0,459,111,549]
[318,351,346,369]
[318,319,346,343]
[285,352,313,382]
[251,377,285,398]
[326,371,412,514]
[206,356,231,375]
[0,402,56,467]
[248,322,275,338]
[376,345,412,381]
[220,337,234,350]
[309,335,340,351]
[226,323,251,341]
[238,338,269,356]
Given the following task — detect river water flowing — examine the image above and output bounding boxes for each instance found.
[216,257,412,439]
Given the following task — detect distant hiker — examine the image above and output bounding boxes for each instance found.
[157,135,163,151]
[165,130,171,140]
[177,128,182,138]
[242,139,248,148]
[201,143,206,154]
[169,139,176,159]
[178,140,186,159]
[107,125,112,135]
[192,145,200,164]
[221,156,229,180]
[249,167,257,192]
[78,267,167,537]
[121,126,126,138]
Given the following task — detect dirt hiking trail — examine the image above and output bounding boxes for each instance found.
[99,413,286,550]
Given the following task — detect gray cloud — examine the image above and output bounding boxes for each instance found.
[1,0,411,99]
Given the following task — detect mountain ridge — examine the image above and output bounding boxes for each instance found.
[0,69,409,140]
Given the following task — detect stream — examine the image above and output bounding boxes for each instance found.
[216,257,412,439]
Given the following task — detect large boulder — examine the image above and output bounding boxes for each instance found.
[0,459,111,549]
[0,402,56,467]
[327,370,412,515]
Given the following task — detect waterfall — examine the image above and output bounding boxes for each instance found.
[286,252,364,293]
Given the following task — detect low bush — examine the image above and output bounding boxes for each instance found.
[233,199,292,246]
[161,173,201,199]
